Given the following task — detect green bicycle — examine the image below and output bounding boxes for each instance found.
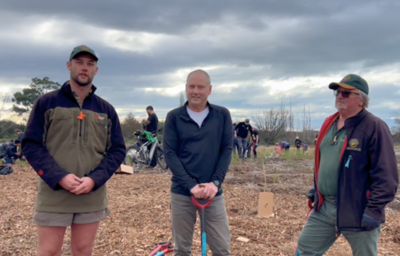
[124,126,168,173]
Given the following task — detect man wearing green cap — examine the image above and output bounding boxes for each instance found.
[22,45,126,256]
[296,74,398,256]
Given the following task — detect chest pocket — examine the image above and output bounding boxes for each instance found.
[44,107,76,144]
[344,138,365,170]
[346,138,363,152]
[89,112,109,152]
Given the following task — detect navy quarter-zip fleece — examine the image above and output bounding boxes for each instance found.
[163,102,233,196]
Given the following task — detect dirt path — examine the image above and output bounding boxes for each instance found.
[1,160,400,255]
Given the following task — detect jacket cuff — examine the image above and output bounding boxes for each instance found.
[44,172,68,190]
[186,180,198,192]
[364,208,381,221]
[88,174,105,191]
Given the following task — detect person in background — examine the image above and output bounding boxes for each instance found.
[142,106,159,134]
[252,128,259,159]
[16,129,24,152]
[142,105,159,168]
[314,133,319,146]
[232,123,239,155]
[303,142,309,155]
[280,140,290,151]
[234,118,253,159]
[274,142,280,160]
[3,140,22,164]
[297,74,398,256]
[295,136,302,154]
[16,129,24,141]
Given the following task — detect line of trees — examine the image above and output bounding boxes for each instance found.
[249,100,316,145]
[2,78,400,145]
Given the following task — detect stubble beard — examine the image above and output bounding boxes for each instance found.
[73,74,92,87]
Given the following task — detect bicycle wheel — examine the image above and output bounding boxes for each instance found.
[156,145,168,170]
[124,145,145,173]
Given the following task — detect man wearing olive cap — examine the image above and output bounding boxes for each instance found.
[297,74,398,256]
[22,45,125,255]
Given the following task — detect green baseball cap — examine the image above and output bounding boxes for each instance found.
[69,45,98,61]
[329,74,369,95]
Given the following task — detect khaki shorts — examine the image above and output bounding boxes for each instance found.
[33,208,110,227]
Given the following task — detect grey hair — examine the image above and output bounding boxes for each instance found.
[359,91,369,108]
[186,69,211,85]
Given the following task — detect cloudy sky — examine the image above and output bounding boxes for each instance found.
[0,0,399,130]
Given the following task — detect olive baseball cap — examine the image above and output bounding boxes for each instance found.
[329,74,369,95]
[69,45,98,61]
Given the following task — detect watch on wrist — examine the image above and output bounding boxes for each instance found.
[212,180,221,188]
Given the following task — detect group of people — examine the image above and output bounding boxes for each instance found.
[278,137,309,154]
[15,45,398,256]
[0,129,25,164]
[232,119,259,159]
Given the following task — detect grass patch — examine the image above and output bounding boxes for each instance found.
[230,153,241,166]
[273,172,279,184]
[14,159,28,167]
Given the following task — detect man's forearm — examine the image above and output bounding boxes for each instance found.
[167,154,198,191]
[163,113,198,191]
[22,139,69,189]
[88,113,126,190]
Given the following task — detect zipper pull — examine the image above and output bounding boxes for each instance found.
[345,155,353,168]
[77,111,86,120]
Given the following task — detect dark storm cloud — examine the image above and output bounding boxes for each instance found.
[0,0,355,34]
[2,0,400,78]
[0,0,399,129]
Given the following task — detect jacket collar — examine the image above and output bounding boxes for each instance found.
[179,101,213,121]
[321,109,367,132]
[61,81,97,98]
[344,109,367,128]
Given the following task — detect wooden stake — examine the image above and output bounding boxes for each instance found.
[262,161,267,192]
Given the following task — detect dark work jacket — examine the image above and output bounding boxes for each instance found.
[313,110,398,232]
[163,102,233,196]
[5,144,17,158]
[22,82,126,213]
